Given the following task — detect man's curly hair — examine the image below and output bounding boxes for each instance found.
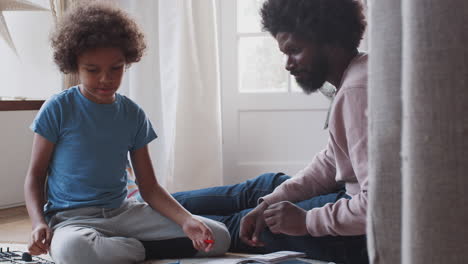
[260,0,366,50]
[50,1,146,73]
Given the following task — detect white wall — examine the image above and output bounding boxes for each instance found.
[0,110,37,209]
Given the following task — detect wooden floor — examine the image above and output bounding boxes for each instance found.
[0,206,30,243]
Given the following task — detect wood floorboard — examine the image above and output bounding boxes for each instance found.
[0,206,30,243]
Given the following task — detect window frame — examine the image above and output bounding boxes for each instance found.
[0,100,45,111]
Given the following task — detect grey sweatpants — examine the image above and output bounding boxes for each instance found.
[47,199,230,264]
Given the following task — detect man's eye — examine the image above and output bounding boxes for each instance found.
[289,48,300,54]
[112,66,124,71]
[86,69,97,73]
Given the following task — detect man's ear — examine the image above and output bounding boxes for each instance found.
[321,44,335,61]
[323,43,339,54]
[323,44,348,61]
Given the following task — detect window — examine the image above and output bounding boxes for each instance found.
[0,0,60,110]
[235,0,302,93]
[218,0,330,183]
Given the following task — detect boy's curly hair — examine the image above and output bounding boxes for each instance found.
[260,0,366,50]
[50,1,146,73]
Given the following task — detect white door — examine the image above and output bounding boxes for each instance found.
[219,0,330,184]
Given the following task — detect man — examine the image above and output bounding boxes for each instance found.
[173,0,369,262]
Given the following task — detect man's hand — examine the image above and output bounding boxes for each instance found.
[182,216,214,252]
[28,223,52,255]
[263,201,308,236]
[239,202,268,247]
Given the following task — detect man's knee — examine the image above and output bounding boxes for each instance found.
[250,172,290,189]
[195,217,231,257]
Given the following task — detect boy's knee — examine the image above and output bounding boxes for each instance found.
[50,229,98,264]
[51,228,144,264]
[196,217,231,257]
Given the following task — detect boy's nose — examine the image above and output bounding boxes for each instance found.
[100,72,113,83]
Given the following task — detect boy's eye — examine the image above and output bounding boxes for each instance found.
[112,66,124,70]
[86,69,98,73]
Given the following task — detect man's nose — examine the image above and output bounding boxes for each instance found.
[285,56,295,72]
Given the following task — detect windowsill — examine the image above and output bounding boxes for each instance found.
[0,100,45,111]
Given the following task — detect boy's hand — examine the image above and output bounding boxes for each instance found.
[239,202,268,247]
[182,216,214,252]
[28,223,53,255]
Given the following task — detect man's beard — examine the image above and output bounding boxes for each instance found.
[295,56,328,95]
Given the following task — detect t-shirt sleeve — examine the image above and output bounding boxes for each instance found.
[130,108,157,151]
[30,97,61,144]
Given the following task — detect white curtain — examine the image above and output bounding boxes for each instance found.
[51,0,80,89]
[125,0,223,192]
[367,0,468,263]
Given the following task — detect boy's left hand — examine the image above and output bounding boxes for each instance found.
[182,216,214,252]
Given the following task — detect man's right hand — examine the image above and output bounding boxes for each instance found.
[28,223,53,255]
[239,202,269,247]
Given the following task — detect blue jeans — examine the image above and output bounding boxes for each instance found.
[172,173,368,264]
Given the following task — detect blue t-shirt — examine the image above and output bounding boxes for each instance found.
[30,86,157,215]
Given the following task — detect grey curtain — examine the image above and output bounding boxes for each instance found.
[367,0,468,263]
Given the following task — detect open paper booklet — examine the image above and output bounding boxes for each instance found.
[235,251,308,264]
[199,251,336,264]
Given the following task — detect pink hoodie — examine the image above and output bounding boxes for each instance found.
[262,53,368,237]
